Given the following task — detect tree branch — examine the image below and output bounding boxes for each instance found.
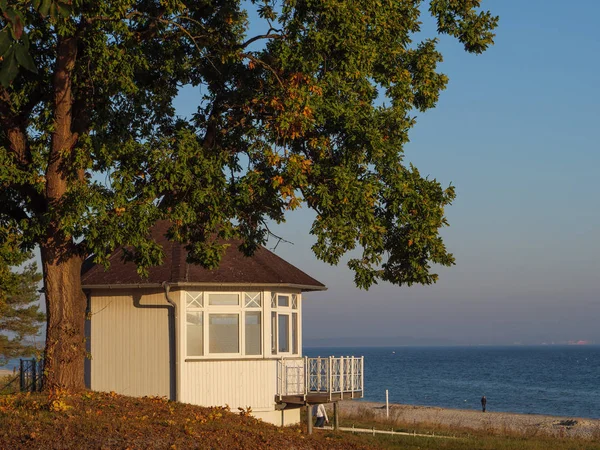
[239,32,282,49]
[0,87,32,166]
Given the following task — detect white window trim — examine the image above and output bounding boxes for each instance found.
[270,293,300,357]
[184,291,263,359]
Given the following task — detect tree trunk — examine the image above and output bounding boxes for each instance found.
[41,242,86,391]
[41,35,85,391]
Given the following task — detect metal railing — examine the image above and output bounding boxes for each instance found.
[277,356,364,401]
[19,358,44,392]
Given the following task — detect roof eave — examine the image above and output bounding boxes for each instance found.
[81,282,327,292]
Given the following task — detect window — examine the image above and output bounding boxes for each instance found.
[270,292,300,356]
[292,313,298,354]
[185,290,263,358]
[271,312,277,355]
[245,312,261,355]
[186,291,203,308]
[278,295,289,307]
[244,292,261,308]
[278,314,290,353]
[209,293,239,306]
[271,292,277,308]
[186,312,203,356]
[209,314,239,353]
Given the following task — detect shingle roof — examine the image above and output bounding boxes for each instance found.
[81,221,326,291]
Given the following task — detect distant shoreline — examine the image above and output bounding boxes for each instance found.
[304,344,600,348]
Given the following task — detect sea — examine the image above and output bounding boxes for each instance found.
[304,346,600,420]
[4,346,599,419]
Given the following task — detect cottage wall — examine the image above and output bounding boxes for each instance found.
[86,286,306,426]
[87,288,177,399]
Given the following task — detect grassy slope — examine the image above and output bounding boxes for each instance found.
[1,388,599,449]
[0,391,371,449]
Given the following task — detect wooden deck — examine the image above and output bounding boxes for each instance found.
[277,390,364,405]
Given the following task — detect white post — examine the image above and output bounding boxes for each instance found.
[351,356,354,398]
[304,356,308,399]
[328,356,332,401]
[361,357,364,397]
[386,390,389,419]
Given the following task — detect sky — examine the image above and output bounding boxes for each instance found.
[219,0,600,346]
[23,1,597,348]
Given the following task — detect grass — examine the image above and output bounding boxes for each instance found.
[2,391,599,449]
[310,405,600,450]
[0,390,374,449]
[0,373,19,395]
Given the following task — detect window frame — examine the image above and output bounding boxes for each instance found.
[270,293,299,357]
[184,290,263,359]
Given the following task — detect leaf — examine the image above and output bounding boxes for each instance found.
[5,9,24,40]
[58,2,73,18]
[15,43,38,74]
[0,48,17,87]
[0,30,11,57]
[39,0,51,17]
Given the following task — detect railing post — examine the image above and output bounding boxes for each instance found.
[31,358,37,392]
[328,356,332,401]
[277,359,281,400]
[304,356,308,399]
[19,359,24,392]
[361,357,364,397]
[351,356,354,399]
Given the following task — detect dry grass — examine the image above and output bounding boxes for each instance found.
[0,373,19,395]
[0,391,374,449]
[326,403,600,450]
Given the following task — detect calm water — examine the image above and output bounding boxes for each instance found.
[305,346,600,419]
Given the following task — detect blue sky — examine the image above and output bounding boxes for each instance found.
[56,0,592,347]
[192,0,599,345]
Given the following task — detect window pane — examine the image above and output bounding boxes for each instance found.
[186,291,203,308]
[291,294,298,309]
[209,293,239,306]
[244,292,261,308]
[271,292,277,308]
[292,313,298,354]
[271,312,277,355]
[278,295,289,307]
[186,312,203,356]
[278,314,289,353]
[245,312,261,355]
[209,314,239,353]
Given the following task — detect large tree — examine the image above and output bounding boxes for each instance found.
[0,225,45,365]
[0,0,497,390]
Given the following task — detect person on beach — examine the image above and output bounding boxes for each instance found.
[313,403,329,427]
[481,395,487,412]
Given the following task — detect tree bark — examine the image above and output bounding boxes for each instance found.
[41,243,86,391]
[40,35,86,391]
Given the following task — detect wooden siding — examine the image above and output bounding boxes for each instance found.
[180,359,279,411]
[88,289,177,399]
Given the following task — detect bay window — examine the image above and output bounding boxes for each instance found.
[184,290,299,358]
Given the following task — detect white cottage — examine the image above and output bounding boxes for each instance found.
[81,221,363,426]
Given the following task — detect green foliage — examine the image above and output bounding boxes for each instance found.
[0,1,498,287]
[0,226,44,365]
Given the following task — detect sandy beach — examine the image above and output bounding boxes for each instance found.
[0,368,17,377]
[336,400,600,440]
